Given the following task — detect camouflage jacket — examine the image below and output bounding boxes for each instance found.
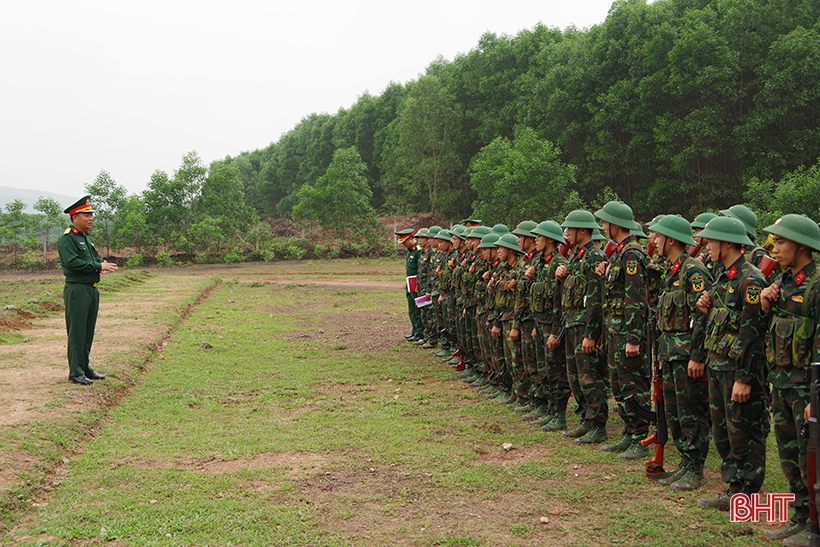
[460,252,480,308]
[429,250,444,296]
[657,254,712,363]
[766,261,820,389]
[704,255,768,384]
[452,249,468,306]
[529,250,567,335]
[603,236,649,345]
[438,249,458,295]
[512,250,539,324]
[484,259,502,320]
[417,246,431,294]
[561,240,605,341]
[494,258,525,327]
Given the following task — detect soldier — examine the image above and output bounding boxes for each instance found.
[474,233,504,395]
[459,226,491,382]
[57,195,118,385]
[594,201,651,459]
[721,204,769,267]
[432,230,453,357]
[695,217,768,510]
[522,221,570,429]
[395,228,424,341]
[758,215,820,546]
[510,221,540,413]
[423,226,443,348]
[556,210,609,444]
[492,233,526,407]
[648,215,712,490]
[413,228,432,347]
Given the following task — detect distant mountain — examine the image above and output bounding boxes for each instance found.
[0,186,77,211]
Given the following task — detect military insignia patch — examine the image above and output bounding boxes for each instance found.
[792,295,804,303]
[626,260,638,275]
[745,285,761,305]
[691,275,704,293]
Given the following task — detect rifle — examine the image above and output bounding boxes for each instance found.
[809,362,820,546]
[625,312,667,476]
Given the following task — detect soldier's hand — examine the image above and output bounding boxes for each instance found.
[425,292,432,300]
[525,266,535,280]
[805,403,812,423]
[595,261,606,277]
[555,265,568,279]
[482,271,490,281]
[687,360,705,379]
[696,291,711,313]
[696,252,708,263]
[531,328,537,340]
[462,309,466,319]
[101,261,118,273]
[582,337,596,354]
[487,278,495,289]
[547,334,559,350]
[469,264,477,274]
[508,278,516,290]
[625,342,640,357]
[731,380,752,403]
[760,284,779,314]
[510,328,520,341]
[491,326,501,338]
[461,259,467,268]
[438,295,444,305]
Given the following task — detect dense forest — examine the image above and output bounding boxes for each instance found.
[2,0,820,268]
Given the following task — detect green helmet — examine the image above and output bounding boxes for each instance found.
[720,204,758,239]
[463,218,482,226]
[631,226,648,238]
[595,201,639,230]
[434,229,453,242]
[646,214,666,228]
[697,217,753,246]
[531,220,565,244]
[592,228,606,241]
[496,233,522,253]
[450,224,466,239]
[492,223,510,234]
[429,225,442,235]
[650,214,697,247]
[415,228,430,238]
[561,210,601,230]
[690,212,717,230]
[763,214,820,253]
[468,226,491,239]
[512,220,538,238]
[477,233,501,249]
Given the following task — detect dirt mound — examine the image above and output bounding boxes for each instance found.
[37,301,63,312]
[0,316,30,331]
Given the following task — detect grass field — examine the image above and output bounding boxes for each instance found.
[0,259,794,546]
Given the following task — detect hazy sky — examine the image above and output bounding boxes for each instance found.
[1,0,616,198]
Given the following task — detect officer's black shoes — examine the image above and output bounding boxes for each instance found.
[404,334,414,340]
[69,375,93,385]
[87,371,106,380]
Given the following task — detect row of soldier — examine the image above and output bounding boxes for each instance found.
[396,201,820,547]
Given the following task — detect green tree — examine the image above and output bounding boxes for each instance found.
[292,147,380,241]
[470,126,577,225]
[33,196,66,261]
[1,200,39,260]
[112,195,150,254]
[85,169,127,255]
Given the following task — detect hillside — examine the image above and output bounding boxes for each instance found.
[0,186,76,211]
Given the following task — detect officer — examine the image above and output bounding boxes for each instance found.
[695,216,768,510]
[395,228,424,341]
[556,210,609,444]
[759,215,820,546]
[648,215,712,490]
[57,195,118,385]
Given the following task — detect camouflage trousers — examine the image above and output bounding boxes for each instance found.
[506,318,536,401]
[606,332,651,436]
[565,325,608,425]
[421,302,437,342]
[488,318,508,388]
[502,320,523,399]
[707,368,767,494]
[476,311,493,378]
[533,321,569,413]
[771,384,810,524]
[463,305,479,368]
[661,358,710,472]
[438,294,454,347]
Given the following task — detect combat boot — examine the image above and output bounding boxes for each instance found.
[514,402,533,414]
[575,423,607,444]
[534,412,556,427]
[619,437,649,460]
[421,340,437,349]
[522,405,549,422]
[495,392,516,405]
[446,356,461,365]
[601,435,632,453]
[542,413,567,432]
[782,526,810,547]
[697,493,731,511]
[650,463,688,484]
[762,521,806,540]
[562,420,592,438]
[433,348,450,358]
[670,469,705,491]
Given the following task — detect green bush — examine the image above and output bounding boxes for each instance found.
[155,250,174,267]
[125,253,144,267]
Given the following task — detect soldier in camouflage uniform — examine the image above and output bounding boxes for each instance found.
[556,210,609,444]
[758,215,820,546]
[432,230,453,356]
[721,204,769,268]
[474,233,503,395]
[485,225,513,401]
[448,225,468,367]
[521,221,570,429]
[492,233,526,407]
[691,213,717,277]
[460,227,491,383]
[648,215,712,490]
[595,201,651,459]
[423,226,442,348]
[413,228,433,347]
[695,217,768,510]
[510,221,540,413]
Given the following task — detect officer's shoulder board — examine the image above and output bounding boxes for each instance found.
[64,227,71,234]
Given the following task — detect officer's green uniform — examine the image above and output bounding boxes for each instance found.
[762,215,820,539]
[396,229,424,339]
[57,197,104,381]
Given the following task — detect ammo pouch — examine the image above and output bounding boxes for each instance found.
[704,307,743,360]
[766,315,814,368]
[658,289,691,332]
[496,286,515,309]
[561,274,586,309]
[530,281,547,313]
